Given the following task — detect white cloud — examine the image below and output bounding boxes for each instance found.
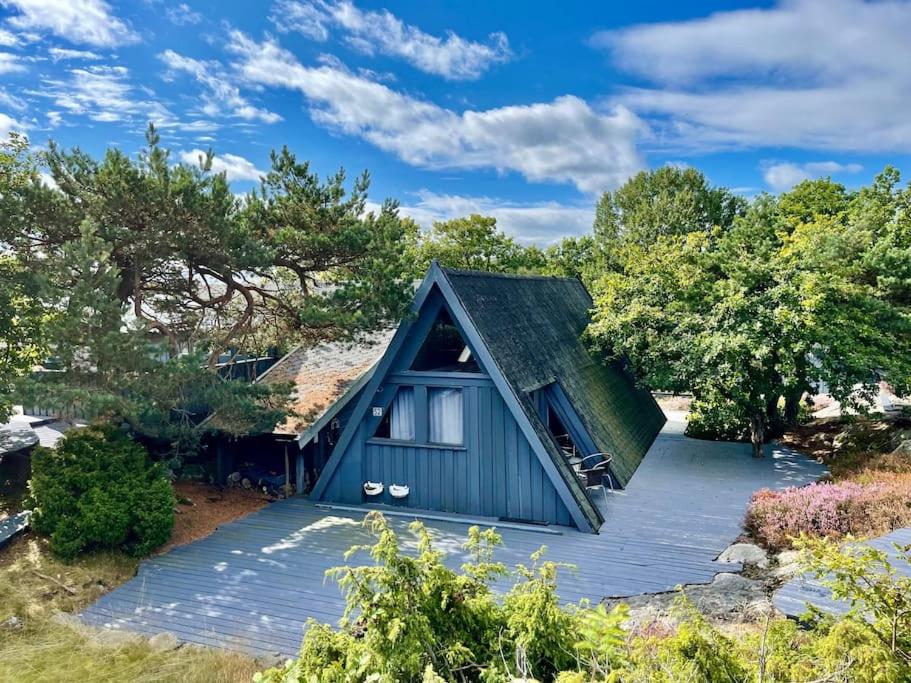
[594,0,911,153]
[166,2,201,26]
[35,64,215,132]
[0,29,19,46]
[48,47,102,61]
[382,190,594,245]
[228,32,643,193]
[2,0,138,47]
[0,112,26,137]
[761,160,864,192]
[179,149,265,182]
[271,0,510,80]
[0,88,25,111]
[0,52,25,74]
[160,49,282,124]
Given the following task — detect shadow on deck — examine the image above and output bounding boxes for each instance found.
[81,418,826,658]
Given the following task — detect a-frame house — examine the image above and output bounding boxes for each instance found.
[309,263,666,532]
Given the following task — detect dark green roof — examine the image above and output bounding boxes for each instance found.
[443,268,666,492]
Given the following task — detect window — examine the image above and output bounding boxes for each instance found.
[373,387,415,440]
[428,387,463,445]
[410,308,480,373]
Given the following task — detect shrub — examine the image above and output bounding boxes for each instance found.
[29,426,174,560]
[256,514,911,683]
[745,479,911,551]
[685,397,748,442]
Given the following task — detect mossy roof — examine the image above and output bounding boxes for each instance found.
[443,268,666,488]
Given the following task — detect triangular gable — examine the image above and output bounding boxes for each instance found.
[310,262,600,532]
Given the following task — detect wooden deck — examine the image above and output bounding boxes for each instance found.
[81,419,825,658]
[774,527,911,617]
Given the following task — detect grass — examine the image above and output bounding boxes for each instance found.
[0,535,261,683]
[0,621,260,683]
[0,535,138,622]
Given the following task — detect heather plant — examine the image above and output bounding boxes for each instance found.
[745,480,911,551]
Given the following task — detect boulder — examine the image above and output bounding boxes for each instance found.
[771,550,804,579]
[91,628,143,647]
[49,611,83,630]
[1,616,21,630]
[148,631,179,652]
[717,542,769,569]
[604,572,771,624]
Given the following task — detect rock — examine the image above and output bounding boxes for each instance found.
[148,631,179,652]
[50,611,83,629]
[772,549,803,576]
[807,432,831,450]
[604,573,771,624]
[890,439,911,457]
[91,628,143,647]
[258,652,287,669]
[1,616,21,630]
[717,542,769,569]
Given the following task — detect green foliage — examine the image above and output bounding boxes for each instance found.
[28,426,174,560]
[796,535,911,667]
[256,512,578,683]
[413,214,544,274]
[593,166,746,250]
[0,128,417,454]
[588,172,911,454]
[0,135,46,420]
[621,600,748,682]
[255,515,911,683]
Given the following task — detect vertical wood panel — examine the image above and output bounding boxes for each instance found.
[321,376,576,527]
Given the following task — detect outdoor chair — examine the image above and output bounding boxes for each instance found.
[576,453,615,505]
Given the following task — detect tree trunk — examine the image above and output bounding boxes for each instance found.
[749,412,765,458]
[783,388,803,428]
[765,396,785,439]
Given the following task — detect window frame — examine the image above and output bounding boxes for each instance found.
[427,385,465,447]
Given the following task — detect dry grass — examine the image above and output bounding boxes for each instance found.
[0,621,259,683]
[0,535,138,622]
[780,415,911,479]
[0,535,260,682]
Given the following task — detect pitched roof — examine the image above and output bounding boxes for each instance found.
[442,268,666,487]
[258,330,396,436]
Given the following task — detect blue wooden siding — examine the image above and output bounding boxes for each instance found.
[318,380,573,527]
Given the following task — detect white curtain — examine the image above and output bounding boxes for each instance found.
[390,387,415,440]
[429,387,463,445]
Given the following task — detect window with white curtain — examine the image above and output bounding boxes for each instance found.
[389,387,415,440]
[428,387,463,445]
[374,386,415,440]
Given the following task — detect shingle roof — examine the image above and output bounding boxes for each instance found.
[442,268,666,488]
[259,330,396,436]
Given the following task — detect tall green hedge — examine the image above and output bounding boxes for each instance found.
[29,427,174,560]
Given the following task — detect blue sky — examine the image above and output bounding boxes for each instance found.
[0,0,909,244]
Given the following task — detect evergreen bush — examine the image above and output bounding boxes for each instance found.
[29,426,174,560]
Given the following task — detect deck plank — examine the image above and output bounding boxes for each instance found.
[81,420,825,658]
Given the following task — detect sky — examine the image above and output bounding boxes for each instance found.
[0,0,909,245]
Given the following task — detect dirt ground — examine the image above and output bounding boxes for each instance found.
[654,393,693,412]
[164,481,271,553]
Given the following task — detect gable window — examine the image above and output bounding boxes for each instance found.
[410,308,480,373]
[428,387,463,445]
[373,387,415,440]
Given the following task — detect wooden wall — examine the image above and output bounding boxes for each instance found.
[316,378,574,527]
